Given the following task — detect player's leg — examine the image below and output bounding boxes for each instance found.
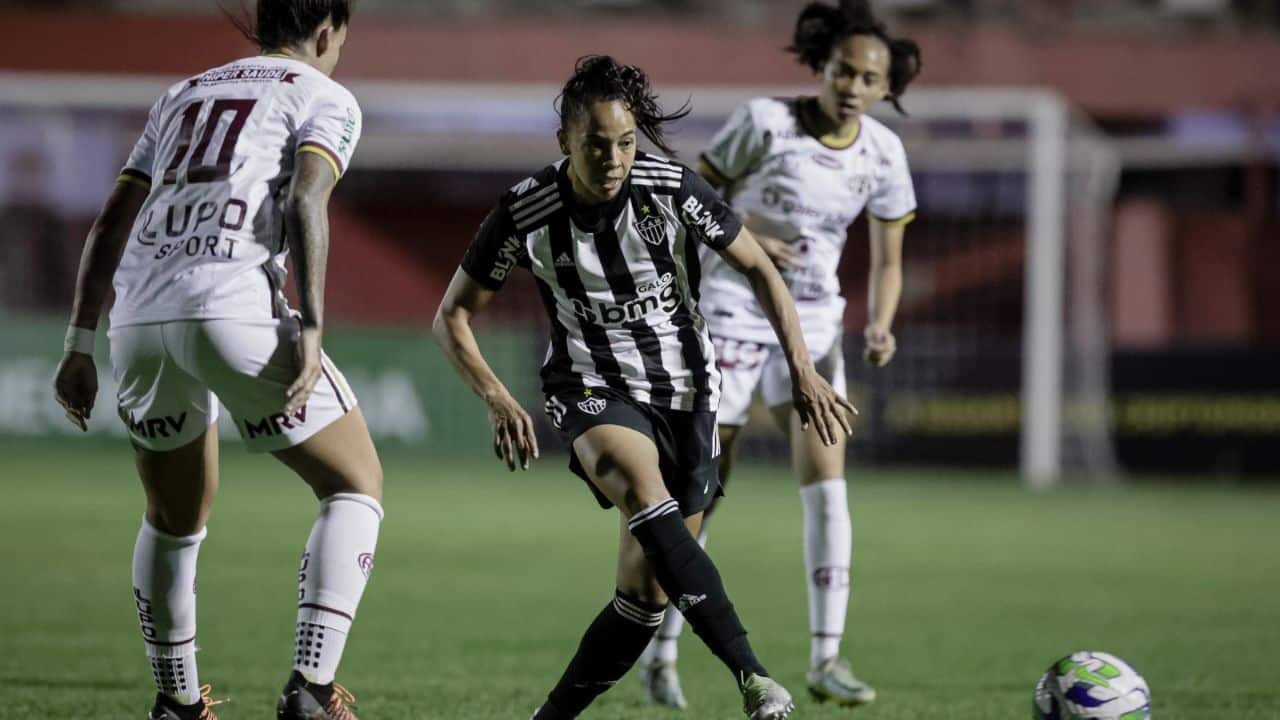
[269,409,382,719]
[639,337,765,702]
[764,339,874,706]
[186,319,381,718]
[638,423,740,709]
[112,323,224,719]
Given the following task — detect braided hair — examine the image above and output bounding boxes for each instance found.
[556,55,690,156]
[224,0,353,52]
[788,0,922,114]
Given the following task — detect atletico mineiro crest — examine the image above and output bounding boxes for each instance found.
[578,396,608,416]
[636,211,668,247]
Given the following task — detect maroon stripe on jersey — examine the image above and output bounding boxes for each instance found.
[298,141,345,176]
[298,602,354,622]
[120,167,152,185]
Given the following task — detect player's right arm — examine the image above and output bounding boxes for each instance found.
[53,94,163,432]
[53,177,150,431]
[696,100,798,271]
[432,206,539,472]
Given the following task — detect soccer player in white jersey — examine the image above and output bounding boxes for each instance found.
[52,3,381,719]
[434,55,857,720]
[639,0,922,710]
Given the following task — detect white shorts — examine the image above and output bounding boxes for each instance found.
[712,331,847,428]
[108,319,358,453]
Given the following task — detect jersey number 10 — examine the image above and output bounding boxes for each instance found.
[162,99,258,185]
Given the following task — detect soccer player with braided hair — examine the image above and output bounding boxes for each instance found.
[436,54,858,720]
[639,0,921,710]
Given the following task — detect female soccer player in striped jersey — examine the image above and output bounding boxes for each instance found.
[53,2,381,718]
[639,0,922,710]
[434,55,856,720]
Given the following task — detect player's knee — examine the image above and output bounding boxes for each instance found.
[147,507,207,537]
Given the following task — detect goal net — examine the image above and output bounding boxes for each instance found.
[0,75,1118,483]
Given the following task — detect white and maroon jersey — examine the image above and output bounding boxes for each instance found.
[109,55,361,328]
[460,152,742,412]
[698,97,915,345]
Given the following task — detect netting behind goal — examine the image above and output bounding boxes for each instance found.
[0,77,1118,483]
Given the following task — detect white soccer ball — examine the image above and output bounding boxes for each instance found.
[1032,651,1151,719]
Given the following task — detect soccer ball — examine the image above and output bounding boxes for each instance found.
[1032,651,1151,719]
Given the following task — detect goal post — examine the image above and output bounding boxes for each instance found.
[0,74,1119,484]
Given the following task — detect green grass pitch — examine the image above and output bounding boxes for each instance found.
[3,440,1278,719]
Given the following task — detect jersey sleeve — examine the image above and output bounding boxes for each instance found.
[119,97,164,188]
[297,85,362,181]
[460,203,527,290]
[866,135,917,225]
[699,100,769,186]
[677,167,743,251]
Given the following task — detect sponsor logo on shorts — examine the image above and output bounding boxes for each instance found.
[812,566,850,589]
[676,593,707,612]
[244,405,308,440]
[120,410,189,440]
[357,552,374,579]
[578,397,608,416]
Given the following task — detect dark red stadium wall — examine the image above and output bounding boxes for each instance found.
[3,9,1280,117]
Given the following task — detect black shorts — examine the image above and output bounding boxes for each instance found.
[544,387,723,517]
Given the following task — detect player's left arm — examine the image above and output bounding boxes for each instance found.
[864,216,907,367]
[717,229,856,446]
[864,133,916,367]
[53,177,150,431]
[282,152,339,414]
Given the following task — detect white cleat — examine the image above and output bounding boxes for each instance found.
[741,674,794,720]
[806,657,877,706]
[640,659,688,710]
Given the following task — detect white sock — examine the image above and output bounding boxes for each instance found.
[801,479,852,668]
[294,493,383,685]
[132,518,205,705]
[639,527,708,665]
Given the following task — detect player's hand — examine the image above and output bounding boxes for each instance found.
[755,234,802,272]
[791,364,858,447]
[486,390,539,471]
[53,351,98,432]
[863,324,897,367]
[286,326,323,415]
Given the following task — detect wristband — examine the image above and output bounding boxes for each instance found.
[64,326,96,355]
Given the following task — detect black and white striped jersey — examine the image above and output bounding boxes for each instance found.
[461,152,743,412]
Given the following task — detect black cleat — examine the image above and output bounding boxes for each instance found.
[277,671,359,720]
[147,685,225,720]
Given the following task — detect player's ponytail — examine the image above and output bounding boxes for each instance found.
[788,0,922,115]
[223,0,353,52]
[555,55,691,156]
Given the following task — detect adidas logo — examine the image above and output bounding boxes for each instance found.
[676,593,707,612]
[555,252,575,267]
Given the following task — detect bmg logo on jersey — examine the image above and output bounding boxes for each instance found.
[244,405,308,439]
[571,272,682,326]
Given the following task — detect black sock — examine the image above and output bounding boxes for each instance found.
[536,590,665,719]
[628,499,769,684]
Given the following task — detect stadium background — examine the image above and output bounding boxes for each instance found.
[1,1,1278,718]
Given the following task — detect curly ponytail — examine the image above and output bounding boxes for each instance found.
[788,0,922,115]
[555,55,691,156]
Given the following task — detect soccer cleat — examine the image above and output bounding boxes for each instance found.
[806,657,877,706]
[277,671,359,720]
[147,685,226,720]
[640,659,689,710]
[740,674,794,720]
